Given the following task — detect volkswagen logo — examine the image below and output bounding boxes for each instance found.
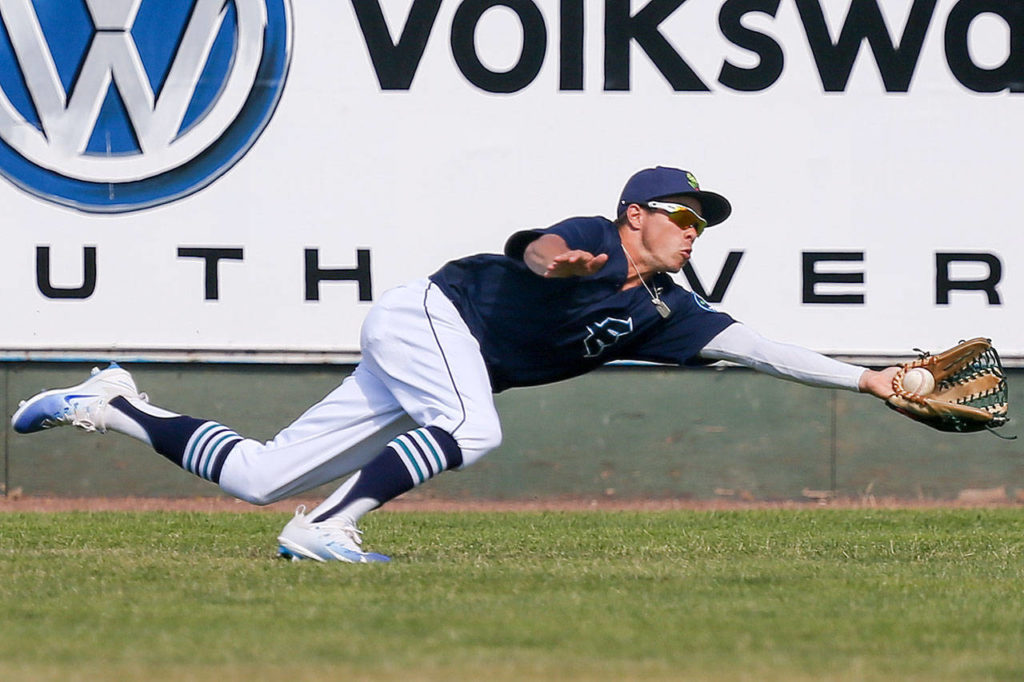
[0,0,292,213]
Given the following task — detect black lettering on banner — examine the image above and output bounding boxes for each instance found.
[36,245,96,299]
[801,251,865,304]
[604,0,709,91]
[560,0,584,90]
[935,252,1002,304]
[717,0,784,91]
[945,0,1024,93]
[794,0,938,92]
[451,0,547,92]
[351,0,443,90]
[683,251,744,303]
[305,248,373,301]
[177,247,244,301]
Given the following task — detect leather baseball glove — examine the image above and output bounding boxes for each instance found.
[886,338,1012,436]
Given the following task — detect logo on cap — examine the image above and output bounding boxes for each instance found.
[0,0,292,213]
[686,172,700,190]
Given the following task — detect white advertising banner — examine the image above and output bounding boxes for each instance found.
[0,0,1021,362]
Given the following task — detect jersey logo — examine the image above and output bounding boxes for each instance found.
[583,316,634,358]
[692,291,717,312]
[0,0,292,213]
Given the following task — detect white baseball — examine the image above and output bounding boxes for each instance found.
[901,367,935,395]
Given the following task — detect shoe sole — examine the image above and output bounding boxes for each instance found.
[277,539,327,562]
[276,537,390,563]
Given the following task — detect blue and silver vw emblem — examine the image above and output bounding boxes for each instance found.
[0,0,291,213]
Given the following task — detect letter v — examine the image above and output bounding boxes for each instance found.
[351,0,443,90]
[683,251,744,303]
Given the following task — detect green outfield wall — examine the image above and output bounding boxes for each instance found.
[2,363,1022,502]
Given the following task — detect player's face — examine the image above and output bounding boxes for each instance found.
[638,196,704,273]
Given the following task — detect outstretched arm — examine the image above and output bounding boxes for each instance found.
[523,234,609,278]
[699,323,899,399]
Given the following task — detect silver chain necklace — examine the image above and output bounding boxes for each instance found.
[621,245,671,318]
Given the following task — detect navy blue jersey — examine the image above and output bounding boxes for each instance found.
[429,216,735,392]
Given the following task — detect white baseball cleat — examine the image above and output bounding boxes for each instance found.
[10,363,145,435]
[277,506,391,563]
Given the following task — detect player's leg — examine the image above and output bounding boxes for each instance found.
[277,280,499,561]
[214,282,496,520]
[287,280,500,534]
[215,280,498,562]
[10,362,411,502]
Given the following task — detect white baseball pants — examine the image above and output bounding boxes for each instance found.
[217,279,502,505]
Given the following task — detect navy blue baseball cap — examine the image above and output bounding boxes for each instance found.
[617,166,732,226]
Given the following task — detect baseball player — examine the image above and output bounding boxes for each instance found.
[12,166,900,563]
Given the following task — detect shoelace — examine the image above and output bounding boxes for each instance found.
[30,374,148,433]
[316,517,364,547]
[294,506,364,547]
[69,400,105,432]
[46,397,107,432]
[54,391,148,433]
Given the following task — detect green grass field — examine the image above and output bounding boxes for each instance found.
[0,509,1022,681]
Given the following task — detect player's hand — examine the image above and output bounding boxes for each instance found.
[545,250,609,278]
[858,366,900,399]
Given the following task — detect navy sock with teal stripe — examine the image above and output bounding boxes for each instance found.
[312,426,463,523]
[108,396,241,484]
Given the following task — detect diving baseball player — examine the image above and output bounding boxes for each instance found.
[11,166,900,562]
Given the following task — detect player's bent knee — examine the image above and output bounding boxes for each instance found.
[222,483,285,507]
[454,426,502,468]
[234,489,280,507]
[217,468,289,506]
[483,428,503,453]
